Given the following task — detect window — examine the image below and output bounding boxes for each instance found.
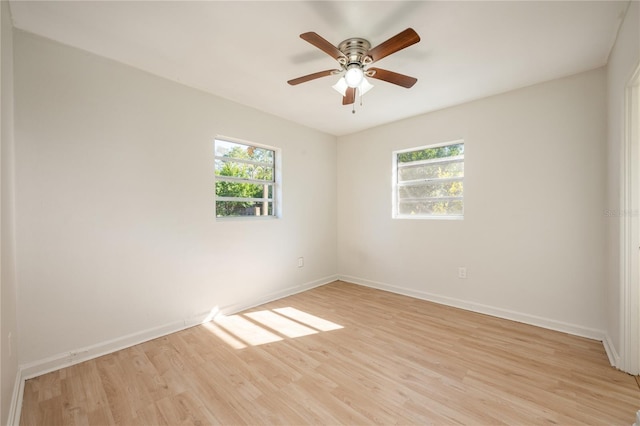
[214,138,277,218]
[393,140,464,219]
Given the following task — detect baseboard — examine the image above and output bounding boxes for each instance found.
[603,333,621,368]
[218,274,338,316]
[19,316,200,381]
[18,274,338,382]
[339,275,607,342]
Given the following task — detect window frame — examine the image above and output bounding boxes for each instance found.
[392,139,465,220]
[214,136,281,220]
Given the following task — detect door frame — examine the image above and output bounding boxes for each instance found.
[620,62,640,375]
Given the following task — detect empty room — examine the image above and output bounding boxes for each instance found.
[1,0,640,424]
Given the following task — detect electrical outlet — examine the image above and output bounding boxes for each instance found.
[297,257,304,268]
[458,267,467,279]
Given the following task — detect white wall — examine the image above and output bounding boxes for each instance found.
[605,1,640,367]
[13,30,337,367]
[337,68,607,337]
[1,1,19,423]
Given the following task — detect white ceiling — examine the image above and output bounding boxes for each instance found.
[8,1,630,136]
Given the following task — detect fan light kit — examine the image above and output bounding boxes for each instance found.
[344,65,364,87]
[287,28,420,113]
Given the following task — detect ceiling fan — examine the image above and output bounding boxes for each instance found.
[287,28,421,107]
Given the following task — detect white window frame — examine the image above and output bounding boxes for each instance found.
[392,139,464,220]
[214,136,281,220]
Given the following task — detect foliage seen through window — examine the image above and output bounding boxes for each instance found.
[215,139,275,217]
[394,142,464,218]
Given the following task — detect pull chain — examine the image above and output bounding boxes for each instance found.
[352,88,358,114]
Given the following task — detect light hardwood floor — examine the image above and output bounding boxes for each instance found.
[20,281,639,425]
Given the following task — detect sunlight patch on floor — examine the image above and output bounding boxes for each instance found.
[215,314,283,346]
[244,310,318,338]
[274,307,344,331]
[203,307,344,349]
[201,321,247,349]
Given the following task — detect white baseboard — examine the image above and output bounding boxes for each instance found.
[219,274,338,316]
[11,275,338,423]
[339,275,607,342]
[602,333,621,368]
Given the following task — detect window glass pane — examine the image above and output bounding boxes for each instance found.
[399,199,463,216]
[216,182,273,199]
[215,140,273,164]
[397,143,464,163]
[398,161,463,182]
[215,160,273,181]
[252,165,274,181]
[216,201,273,217]
[398,180,463,199]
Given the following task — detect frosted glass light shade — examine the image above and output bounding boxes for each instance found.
[332,77,348,96]
[332,76,374,97]
[359,78,374,96]
[344,67,364,88]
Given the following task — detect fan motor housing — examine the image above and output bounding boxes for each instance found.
[338,38,371,67]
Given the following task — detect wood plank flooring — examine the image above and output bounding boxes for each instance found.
[20,281,639,425]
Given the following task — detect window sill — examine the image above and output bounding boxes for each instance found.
[393,215,464,221]
[215,215,279,222]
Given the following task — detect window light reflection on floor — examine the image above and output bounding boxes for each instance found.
[202,321,247,349]
[245,310,317,338]
[274,307,343,331]
[215,314,283,346]
[203,307,344,349]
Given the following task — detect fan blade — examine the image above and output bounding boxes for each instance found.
[342,87,355,105]
[365,28,420,63]
[367,68,417,88]
[300,32,346,61]
[288,69,340,86]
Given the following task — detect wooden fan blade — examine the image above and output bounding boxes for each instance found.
[300,32,346,61]
[367,68,417,88]
[365,28,420,63]
[287,69,340,86]
[342,87,355,105]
